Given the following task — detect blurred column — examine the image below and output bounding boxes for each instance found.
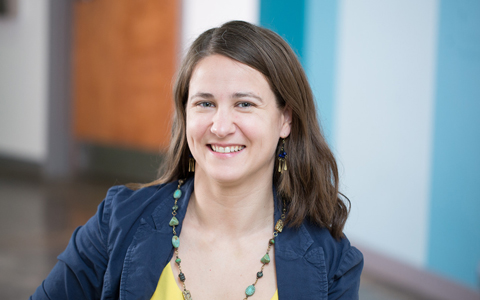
[44,0,74,179]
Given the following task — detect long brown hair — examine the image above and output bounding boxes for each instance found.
[134,20,350,239]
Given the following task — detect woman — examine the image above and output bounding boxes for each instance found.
[31,21,363,300]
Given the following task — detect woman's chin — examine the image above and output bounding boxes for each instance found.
[203,173,242,185]
[195,167,248,186]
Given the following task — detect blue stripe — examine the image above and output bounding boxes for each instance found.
[304,0,339,144]
[259,0,306,65]
[428,0,480,288]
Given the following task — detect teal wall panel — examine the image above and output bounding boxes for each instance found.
[260,0,306,64]
[428,0,480,288]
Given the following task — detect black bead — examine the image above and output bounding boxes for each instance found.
[179,272,186,282]
[257,271,263,278]
[172,205,179,211]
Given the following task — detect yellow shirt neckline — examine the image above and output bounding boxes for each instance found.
[151,263,279,300]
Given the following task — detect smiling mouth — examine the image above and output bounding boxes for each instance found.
[210,145,245,153]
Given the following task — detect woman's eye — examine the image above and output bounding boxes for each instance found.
[237,102,253,108]
[198,102,214,108]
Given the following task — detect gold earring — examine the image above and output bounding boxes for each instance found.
[278,139,287,173]
[189,155,195,172]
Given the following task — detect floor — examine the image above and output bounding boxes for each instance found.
[0,174,430,299]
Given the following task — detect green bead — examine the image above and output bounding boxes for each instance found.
[172,205,179,211]
[245,285,255,296]
[172,235,180,248]
[175,258,181,264]
[257,271,263,278]
[173,189,182,199]
[269,239,275,245]
[261,253,270,264]
[169,217,179,226]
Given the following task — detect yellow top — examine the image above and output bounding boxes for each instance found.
[151,263,279,300]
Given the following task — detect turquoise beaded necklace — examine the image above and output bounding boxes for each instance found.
[169,179,286,300]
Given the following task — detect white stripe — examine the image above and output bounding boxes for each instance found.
[181,0,259,57]
[334,0,438,267]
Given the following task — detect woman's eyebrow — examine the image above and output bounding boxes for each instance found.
[190,92,214,100]
[232,92,263,102]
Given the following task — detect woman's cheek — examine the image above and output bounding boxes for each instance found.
[237,115,271,138]
[187,114,209,140]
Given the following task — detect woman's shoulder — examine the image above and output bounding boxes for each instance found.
[89,180,190,251]
[303,221,363,282]
[99,180,184,230]
[104,182,167,205]
[303,221,360,253]
[104,180,180,211]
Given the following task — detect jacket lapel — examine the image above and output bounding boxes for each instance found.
[120,179,194,300]
[274,206,328,299]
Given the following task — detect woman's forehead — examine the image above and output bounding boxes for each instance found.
[188,55,273,99]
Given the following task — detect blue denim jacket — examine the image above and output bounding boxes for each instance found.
[31,178,363,299]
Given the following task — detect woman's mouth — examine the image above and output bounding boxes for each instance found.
[209,145,245,153]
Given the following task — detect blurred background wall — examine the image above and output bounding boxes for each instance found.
[0,0,478,297]
[0,0,49,162]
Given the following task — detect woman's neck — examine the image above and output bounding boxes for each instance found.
[188,172,275,236]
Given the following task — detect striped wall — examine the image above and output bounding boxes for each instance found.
[258,0,480,290]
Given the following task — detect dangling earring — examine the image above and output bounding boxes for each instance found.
[278,139,287,173]
[188,154,195,172]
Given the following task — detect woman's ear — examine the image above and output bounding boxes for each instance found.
[280,106,292,138]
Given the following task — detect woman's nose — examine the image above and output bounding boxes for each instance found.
[210,109,235,137]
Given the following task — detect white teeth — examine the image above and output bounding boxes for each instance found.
[210,145,245,153]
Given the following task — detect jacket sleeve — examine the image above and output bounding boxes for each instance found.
[328,246,364,300]
[30,186,119,300]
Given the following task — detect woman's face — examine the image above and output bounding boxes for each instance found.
[186,54,291,185]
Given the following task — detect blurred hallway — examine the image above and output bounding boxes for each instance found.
[0,173,110,299]
[0,171,429,300]
[2,1,479,297]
